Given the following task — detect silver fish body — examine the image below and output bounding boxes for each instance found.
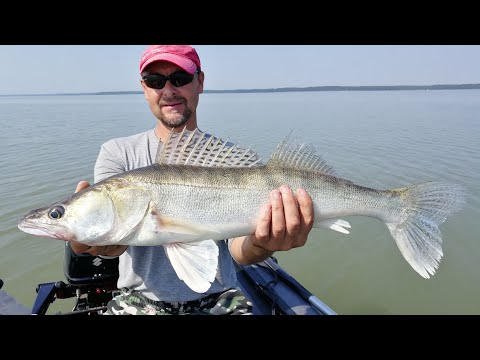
[18,129,465,292]
[114,165,407,241]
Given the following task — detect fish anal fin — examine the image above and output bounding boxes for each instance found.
[165,240,219,293]
[316,218,351,234]
[132,202,223,244]
[157,215,222,237]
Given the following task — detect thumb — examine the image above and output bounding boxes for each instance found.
[75,180,90,193]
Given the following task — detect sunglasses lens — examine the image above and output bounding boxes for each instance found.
[169,72,194,87]
[143,71,194,89]
[143,74,166,89]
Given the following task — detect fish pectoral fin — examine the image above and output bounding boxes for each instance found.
[156,215,222,237]
[317,218,351,234]
[164,240,219,293]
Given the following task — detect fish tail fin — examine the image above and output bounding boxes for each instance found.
[385,181,465,279]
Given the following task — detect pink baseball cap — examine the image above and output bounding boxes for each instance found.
[139,45,201,75]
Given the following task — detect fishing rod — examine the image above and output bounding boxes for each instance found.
[263,257,337,315]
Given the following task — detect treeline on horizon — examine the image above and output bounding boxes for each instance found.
[202,83,480,94]
[4,83,480,96]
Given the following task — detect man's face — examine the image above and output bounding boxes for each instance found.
[141,61,204,129]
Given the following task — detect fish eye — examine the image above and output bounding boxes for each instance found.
[48,205,65,220]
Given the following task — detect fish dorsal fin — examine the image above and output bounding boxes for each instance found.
[266,131,337,175]
[155,127,262,167]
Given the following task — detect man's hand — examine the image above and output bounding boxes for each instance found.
[69,181,128,257]
[251,185,314,251]
[231,185,314,264]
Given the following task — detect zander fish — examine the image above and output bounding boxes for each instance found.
[18,128,465,293]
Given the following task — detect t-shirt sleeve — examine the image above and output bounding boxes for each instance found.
[94,140,126,183]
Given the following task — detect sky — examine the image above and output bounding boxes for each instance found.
[1,45,480,95]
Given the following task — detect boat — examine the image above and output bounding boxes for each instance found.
[1,243,336,315]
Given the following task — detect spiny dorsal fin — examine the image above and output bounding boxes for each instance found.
[155,127,262,167]
[267,131,337,175]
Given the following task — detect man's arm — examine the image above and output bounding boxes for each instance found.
[230,185,314,265]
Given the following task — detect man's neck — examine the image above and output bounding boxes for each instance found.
[154,120,198,143]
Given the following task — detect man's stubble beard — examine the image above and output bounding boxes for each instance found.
[159,107,192,129]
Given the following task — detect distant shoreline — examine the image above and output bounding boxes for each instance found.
[2,83,480,97]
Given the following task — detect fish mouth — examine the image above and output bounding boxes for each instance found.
[17,221,64,240]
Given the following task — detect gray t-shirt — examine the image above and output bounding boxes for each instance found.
[94,128,249,302]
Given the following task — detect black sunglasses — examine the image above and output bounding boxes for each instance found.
[142,70,198,90]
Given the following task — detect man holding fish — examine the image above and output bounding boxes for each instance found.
[71,45,315,315]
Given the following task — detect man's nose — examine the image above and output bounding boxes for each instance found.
[161,79,177,95]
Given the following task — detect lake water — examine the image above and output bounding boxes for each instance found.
[1,90,479,315]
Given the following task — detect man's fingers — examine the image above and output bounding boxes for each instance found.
[75,180,90,193]
[71,243,127,257]
[270,189,286,241]
[105,245,128,257]
[297,188,314,230]
[255,204,272,241]
[280,185,301,237]
[90,245,126,257]
[70,242,91,254]
[294,188,314,247]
